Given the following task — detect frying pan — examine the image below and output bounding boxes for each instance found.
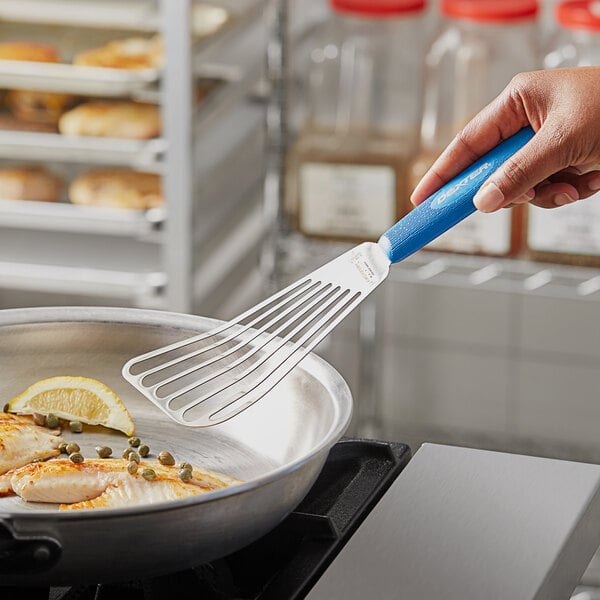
[0,306,353,586]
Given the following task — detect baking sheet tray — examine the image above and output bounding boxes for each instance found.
[0,0,232,36]
[0,60,159,96]
[0,131,165,170]
[0,199,164,237]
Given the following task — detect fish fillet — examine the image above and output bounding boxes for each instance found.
[2,458,241,509]
[0,412,64,476]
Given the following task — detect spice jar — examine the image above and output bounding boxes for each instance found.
[286,0,427,242]
[527,0,600,266]
[409,0,540,256]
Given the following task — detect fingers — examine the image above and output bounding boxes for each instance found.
[472,122,572,212]
[410,81,530,207]
[529,170,600,209]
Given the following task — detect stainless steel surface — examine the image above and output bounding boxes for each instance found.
[0,306,352,584]
[124,242,390,427]
[307,444,600,600]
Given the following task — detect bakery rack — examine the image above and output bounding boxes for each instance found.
[0,0,268,315]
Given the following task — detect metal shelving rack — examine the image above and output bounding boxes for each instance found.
[264,0,600,306]
[0,0,268,315]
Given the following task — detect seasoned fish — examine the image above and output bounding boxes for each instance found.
[1,458,241,509]
[0,413,64,475]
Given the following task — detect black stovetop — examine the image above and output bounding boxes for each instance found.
[8,438,411,600]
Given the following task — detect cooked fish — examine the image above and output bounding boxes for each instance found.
[0,412,64,475]
[1,458,241,509]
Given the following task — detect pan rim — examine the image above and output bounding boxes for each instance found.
[0,305,353,520]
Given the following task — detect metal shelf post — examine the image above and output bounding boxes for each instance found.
[161,0,195,312]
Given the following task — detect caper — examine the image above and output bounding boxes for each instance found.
[141,468,156,481]
[178,467,192,482]
[128,437,141,448]
[138,444,150,458]
[2,403,9,412]
[122,448,134,460]
[128,451,140,463]
[179,462,193,472]
[127,461,138,475]
[69,452,84,464]
[157,451,175,466]
[69,421,83,433]
[95,446,112,458]
[66,442,80,454]
[32,457,45,463]
[33,413,46,426]
[46,413,60,429]
[58,443,68,454]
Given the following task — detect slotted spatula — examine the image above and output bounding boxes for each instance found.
[123,127,534,427]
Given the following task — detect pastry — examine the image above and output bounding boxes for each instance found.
[0,166,64,202]
[0,42,60,63]
[192,5,229,38]
[69,170,163,210]
[72,36,163,70]
[5,89,75,126]
[59,101,160,139]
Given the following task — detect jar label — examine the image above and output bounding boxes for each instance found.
[299,162,396,240]
[426,210,512,255]
[528,194,600,255]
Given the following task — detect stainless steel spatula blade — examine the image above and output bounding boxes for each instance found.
[123,127,534,427]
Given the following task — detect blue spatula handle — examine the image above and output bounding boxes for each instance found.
[378,126,535,264]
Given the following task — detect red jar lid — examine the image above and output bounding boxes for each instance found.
[441,0,539,22]
[330,0,427,17]
[556,1,600,31]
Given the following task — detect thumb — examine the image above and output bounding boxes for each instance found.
[473,124,570,212]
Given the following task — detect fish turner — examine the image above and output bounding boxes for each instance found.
[123,127,534,427]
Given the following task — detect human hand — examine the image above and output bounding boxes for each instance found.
[410,67,600,212]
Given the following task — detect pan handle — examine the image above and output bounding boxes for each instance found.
[0,519,61,574]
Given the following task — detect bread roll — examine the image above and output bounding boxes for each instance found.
[0,166,64,202]
[0,42,60,63]
[192,5,229,37]
[6,89,75,126]
[69,170,162,210]
[59,102,160,139]
[73,37,163,70]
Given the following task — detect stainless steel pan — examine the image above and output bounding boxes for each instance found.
[0,307,352,586]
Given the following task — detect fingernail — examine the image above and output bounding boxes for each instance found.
[473,181,504,212]
[589,174,600,191]
[525,188,536,199]
[553,193,577,207]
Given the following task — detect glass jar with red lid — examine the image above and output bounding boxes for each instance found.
[286,0,427,242]
[527,0,600,266]
[409,0,540,257]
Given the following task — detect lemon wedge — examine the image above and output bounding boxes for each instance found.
[8,376,134,435]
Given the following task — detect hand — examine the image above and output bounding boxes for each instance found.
[410,67,600,212]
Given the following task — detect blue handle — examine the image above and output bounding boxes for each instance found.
[378,126,535,264]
